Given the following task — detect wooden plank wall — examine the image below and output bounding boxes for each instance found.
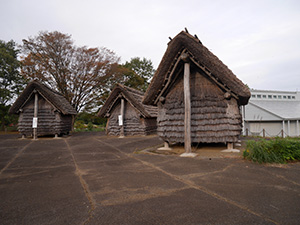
[157,69,241,143]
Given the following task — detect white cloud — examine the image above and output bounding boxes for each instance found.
[1,0,300,91]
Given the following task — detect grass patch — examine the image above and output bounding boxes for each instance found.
[243,137,300,164]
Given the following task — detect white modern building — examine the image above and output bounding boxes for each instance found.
[243,89,300,137]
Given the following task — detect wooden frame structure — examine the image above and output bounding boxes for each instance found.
[98,84,157,137]
[9,80,77,138]
[143,30,251,152]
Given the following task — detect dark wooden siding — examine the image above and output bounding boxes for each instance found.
[157,69,242,143]
[143,118,157,135]
[18,93,72,137]
[106,100,156,136]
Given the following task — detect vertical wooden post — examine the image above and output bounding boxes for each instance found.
[183,60,191,153]
[242,106,245,135]
[297,120,299,137]
[282,121,285,138]
[287,120,290,137]
[157,141,172,151]
[120,98,125,137]
[246,128,249,136]
[262,129,265,138]
[33,91,38,140]
[227,142,233,150]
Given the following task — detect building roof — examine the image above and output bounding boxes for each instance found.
[251,89,298,94]
[143,30,251,106]
[97,84,158,118]
[9,80,77,115]
[249,100,300,120]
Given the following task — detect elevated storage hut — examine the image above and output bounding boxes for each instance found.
[98,84,157,136]
[9,80,77,138]
[143,30,251,152]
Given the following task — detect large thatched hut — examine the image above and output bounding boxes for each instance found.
[9,80,77,138]
[98,84,157,136]
[143,30,251,152]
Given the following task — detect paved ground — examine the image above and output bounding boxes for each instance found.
[0,132,300,225]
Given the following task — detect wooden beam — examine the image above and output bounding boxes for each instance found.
[120,98,125,137]
[189,57,239,100]
[33,91,38,140]
[183,61,191,153]
[154,51,185,105]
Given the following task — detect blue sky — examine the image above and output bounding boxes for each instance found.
[1,0,300,91]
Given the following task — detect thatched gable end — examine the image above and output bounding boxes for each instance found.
[98,84,157,118]
[9,80,77,115]
[143,31,251,106]
[98,84,157,136]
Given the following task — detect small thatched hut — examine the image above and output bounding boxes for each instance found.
[143,30,251,151]
[98,84,157,136]
[9,80,77,138]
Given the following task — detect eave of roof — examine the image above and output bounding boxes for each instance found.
[249,100,300,120]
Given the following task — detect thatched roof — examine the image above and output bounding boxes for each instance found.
[97,84,158,118]
[9,80,77,115]
[143,30,251,106]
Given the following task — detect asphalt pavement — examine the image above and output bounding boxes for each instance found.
[0,132,300,225]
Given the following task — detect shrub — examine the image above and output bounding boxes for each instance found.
[243,137,300,164]
[74,120,85,130]
[87,122,93,131]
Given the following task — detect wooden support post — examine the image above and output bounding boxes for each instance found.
[120,98,125,138]
[246,128,248,136]
[282,121,285,138]
[33,91,38,140]
[262,129,265,138]
[287,120,290,137]
[221,142,240,153]
[183,61,191,154]
[179,54,197,158]
[297,120,299,137]
[227,142,233,150]
[242,106,245,135]
[157,141,172,151]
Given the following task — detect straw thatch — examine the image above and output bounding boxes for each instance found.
[143,31,250,106]
[143,30,251,143]
[98,84,157,136]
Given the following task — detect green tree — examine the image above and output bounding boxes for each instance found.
[0,40,24,105]
[95,64,146,110]
[95,57,155,112]
[0,40,25,130]
[123,57,155,92]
